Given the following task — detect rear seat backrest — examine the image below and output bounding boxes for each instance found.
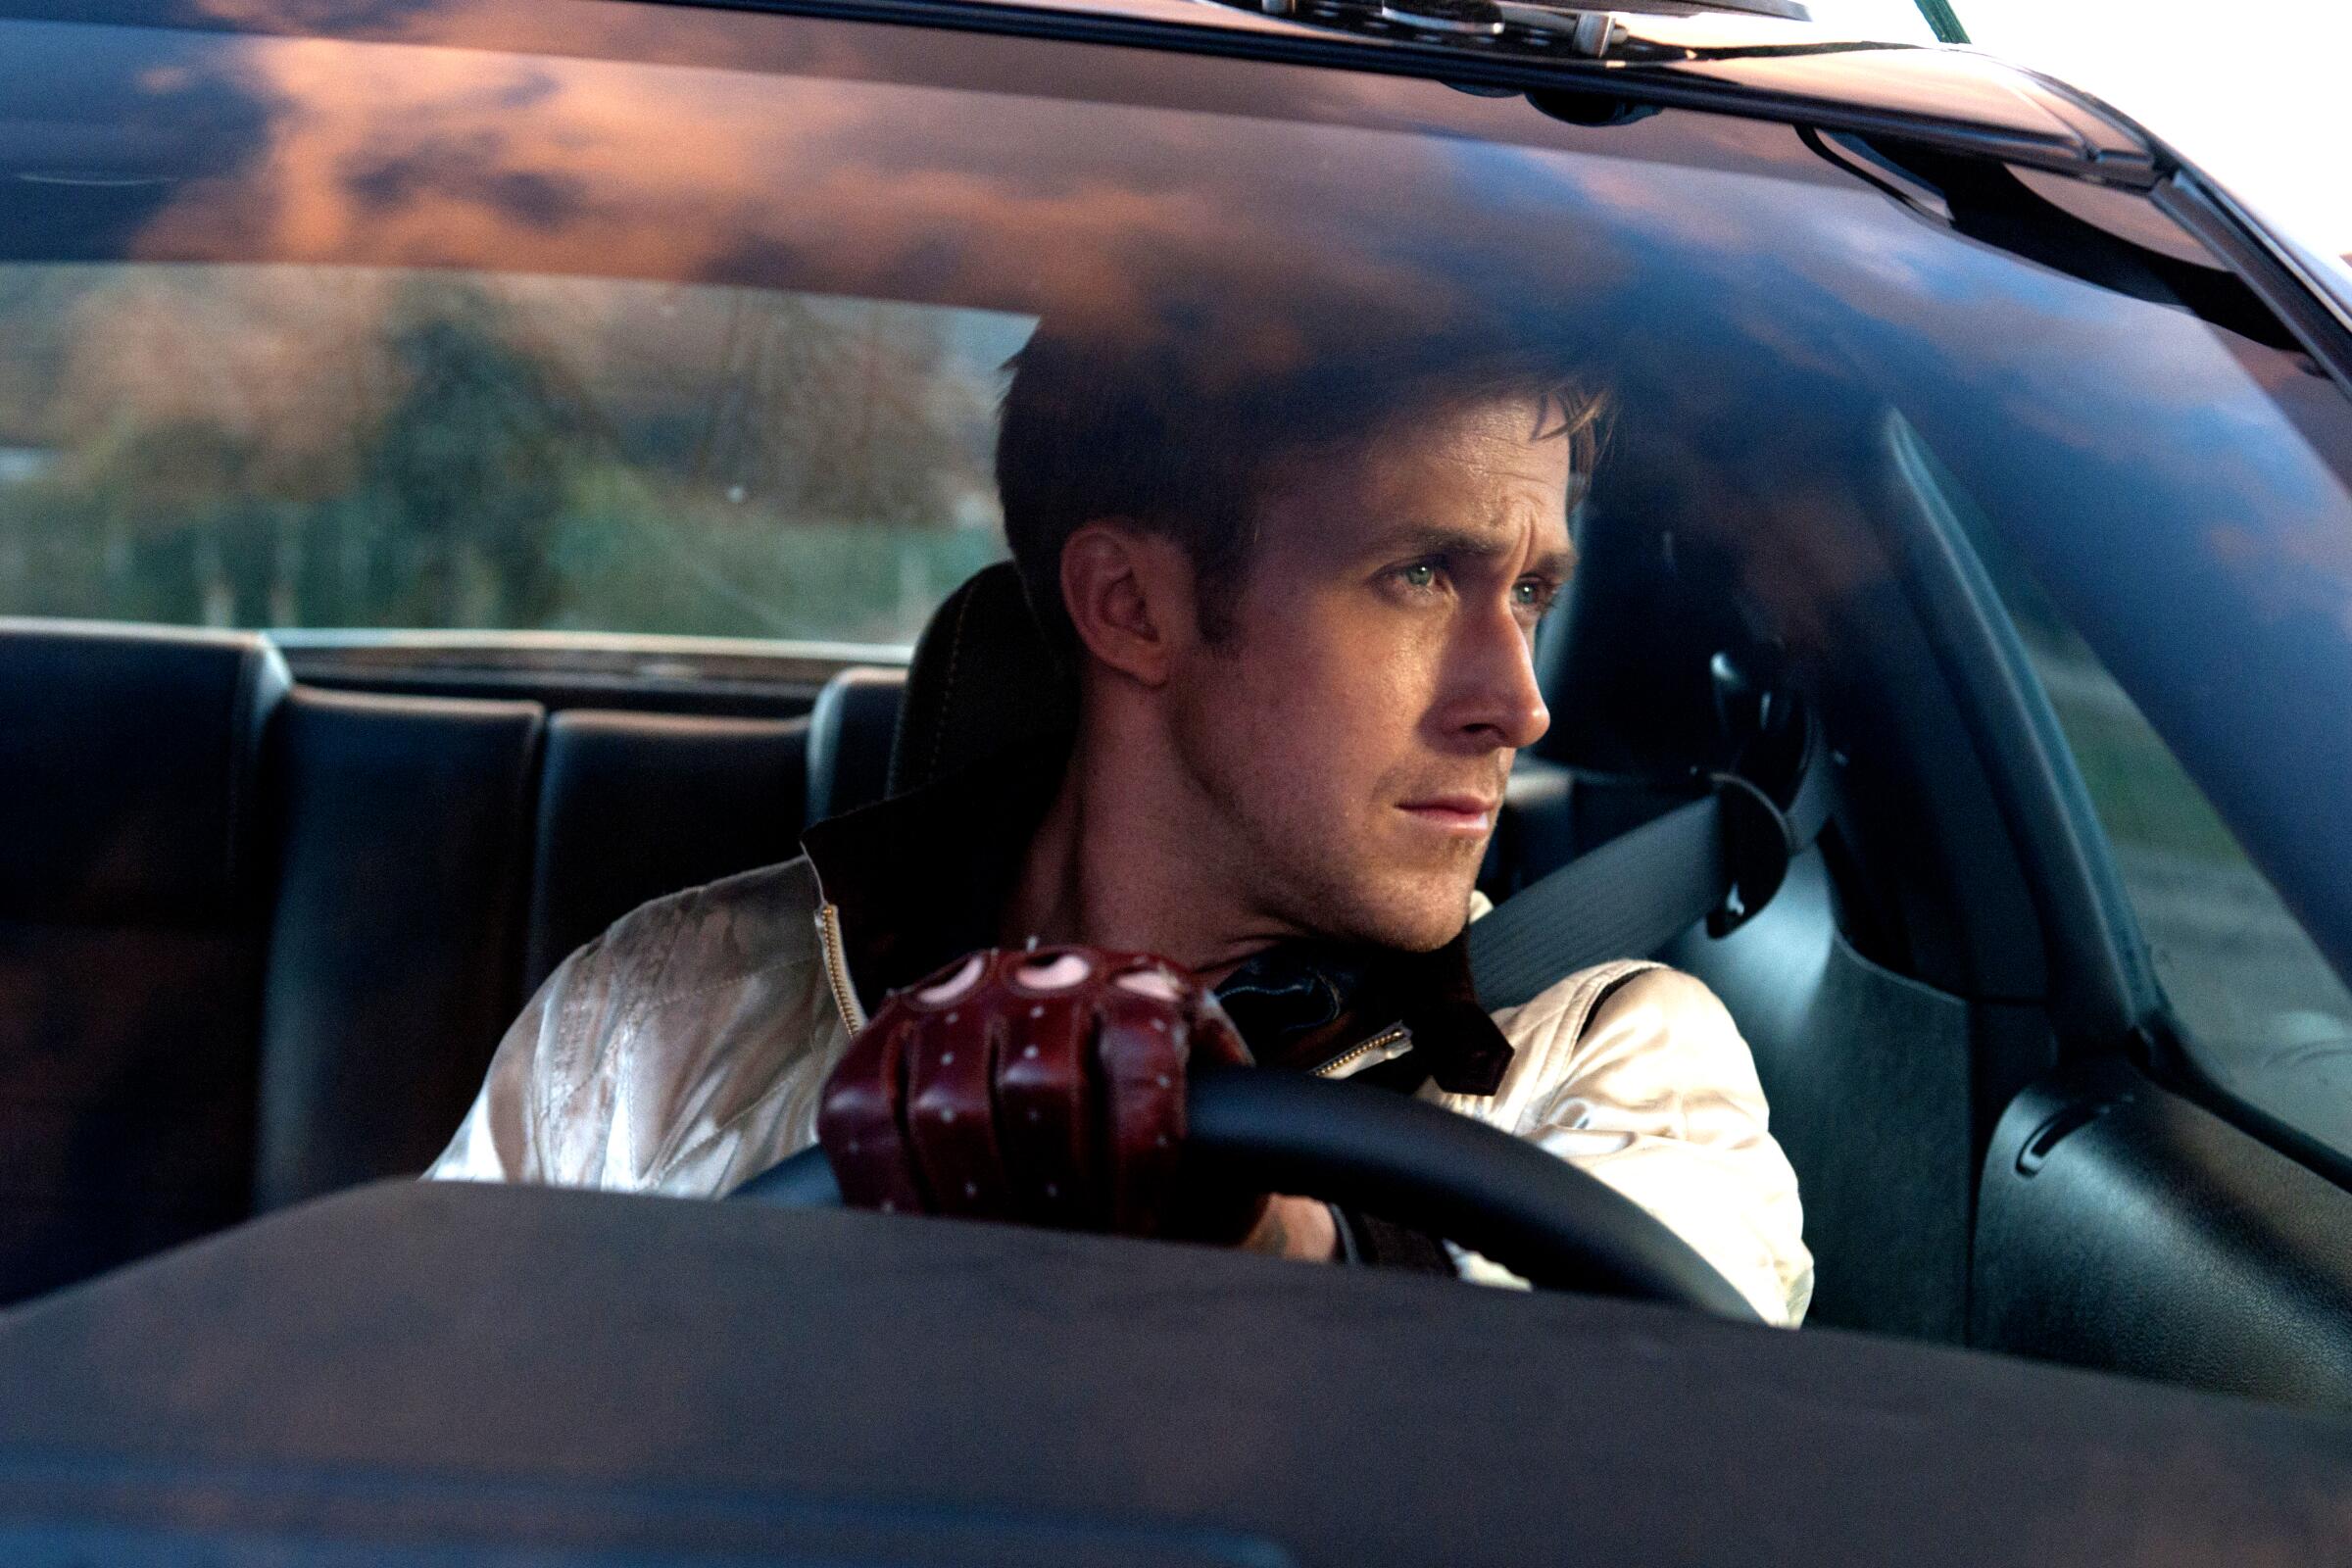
[259,698,826,1206]
[523,709,809,998]
[0,622,284,1302]
[4,628,901,1286]
[254,688,544,1210]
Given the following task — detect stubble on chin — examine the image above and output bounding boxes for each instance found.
[1378,866,1485,953]
[1284,828,1488,954]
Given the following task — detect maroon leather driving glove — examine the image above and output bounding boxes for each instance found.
[816,946,1257,1240]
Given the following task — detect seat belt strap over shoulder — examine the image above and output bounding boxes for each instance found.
[1469,690,1836,1011]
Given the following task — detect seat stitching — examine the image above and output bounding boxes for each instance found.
[222,648,252,906]
[923,582,979,785]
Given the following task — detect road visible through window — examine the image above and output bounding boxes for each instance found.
[0,265,1029,646]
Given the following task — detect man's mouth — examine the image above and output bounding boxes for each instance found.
[1396,793,1499,834]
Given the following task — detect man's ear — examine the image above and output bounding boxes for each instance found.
[1058,521,1198,688]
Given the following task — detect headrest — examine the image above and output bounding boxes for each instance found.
[1537,493,1753,778]
[0,621,287,922]
[805,666,906,827]
[889,563,1075,797]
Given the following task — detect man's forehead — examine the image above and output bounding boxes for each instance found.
[1363,394,1571,475]
[1258,397,1577,559]
[1442,395,1582,462]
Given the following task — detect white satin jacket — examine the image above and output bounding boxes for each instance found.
[427,856,1814,1325]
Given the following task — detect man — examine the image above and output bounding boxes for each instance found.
[429,322,1813,1325]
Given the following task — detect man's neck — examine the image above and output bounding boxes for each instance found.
[998,721,1301,984]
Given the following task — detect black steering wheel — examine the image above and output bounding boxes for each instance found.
[732,1068,1759,1322]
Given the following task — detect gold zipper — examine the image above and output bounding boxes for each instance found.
[1309,1024,1411,1079]
[815,901,867,1035]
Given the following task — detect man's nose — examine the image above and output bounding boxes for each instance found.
[1446,605,1550,752]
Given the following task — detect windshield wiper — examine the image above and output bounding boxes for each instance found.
[1248,0,1928,65]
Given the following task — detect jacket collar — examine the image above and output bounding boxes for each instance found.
[800,750,1514,1097]
[800,749,1063,1029]
[1213,933,1512,1095]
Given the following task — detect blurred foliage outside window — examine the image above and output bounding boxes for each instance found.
[0,265,1028,645]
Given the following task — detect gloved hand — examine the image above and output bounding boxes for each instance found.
[816,946,1259,1240]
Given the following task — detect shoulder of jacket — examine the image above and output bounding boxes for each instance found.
[563,855,825,1008]
[1497,958,1665,1042]
[487,856,833,1190]
[1487,961,1748,1098]
[1584,964,1736,1037]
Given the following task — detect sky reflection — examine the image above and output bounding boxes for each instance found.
[8,0,2352,961]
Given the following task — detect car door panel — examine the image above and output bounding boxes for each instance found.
[1975,1058,2352,1410]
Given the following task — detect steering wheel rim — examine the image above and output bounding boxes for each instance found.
[731,1068,1759,1322]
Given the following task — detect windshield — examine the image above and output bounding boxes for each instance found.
[7,1,2352,1052]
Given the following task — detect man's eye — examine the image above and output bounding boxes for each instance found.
[1513,579,1557,612]
[1396,563,1441,591]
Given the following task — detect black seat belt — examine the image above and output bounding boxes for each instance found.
[1469,707,1837,1010]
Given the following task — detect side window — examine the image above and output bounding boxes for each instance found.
[0,266,1028,645]
[1922,432,2352,1154]
[2023,609,2352,1148]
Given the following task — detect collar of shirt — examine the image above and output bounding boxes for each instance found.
[799,747,1513,1097]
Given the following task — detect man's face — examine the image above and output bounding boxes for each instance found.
[1164,395,1573,952]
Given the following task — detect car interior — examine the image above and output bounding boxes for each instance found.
[7,14,2352,1519]
[11,377,2352,1417]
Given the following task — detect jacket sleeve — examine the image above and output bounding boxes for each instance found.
[422,933,616,1186]
[1463,964,1815,1325]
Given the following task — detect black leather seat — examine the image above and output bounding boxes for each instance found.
[253,687,546,1210]
[526,709,811,998]
[0,622,285,1301]
[261,668,887,1210]
[804,667,905,827]
[889,563,1073,795]
[1,612,945,1289]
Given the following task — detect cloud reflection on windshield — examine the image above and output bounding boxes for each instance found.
[34,3,2341,596]
[13,0,2352,952]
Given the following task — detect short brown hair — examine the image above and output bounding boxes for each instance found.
[996,322,1608,650]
